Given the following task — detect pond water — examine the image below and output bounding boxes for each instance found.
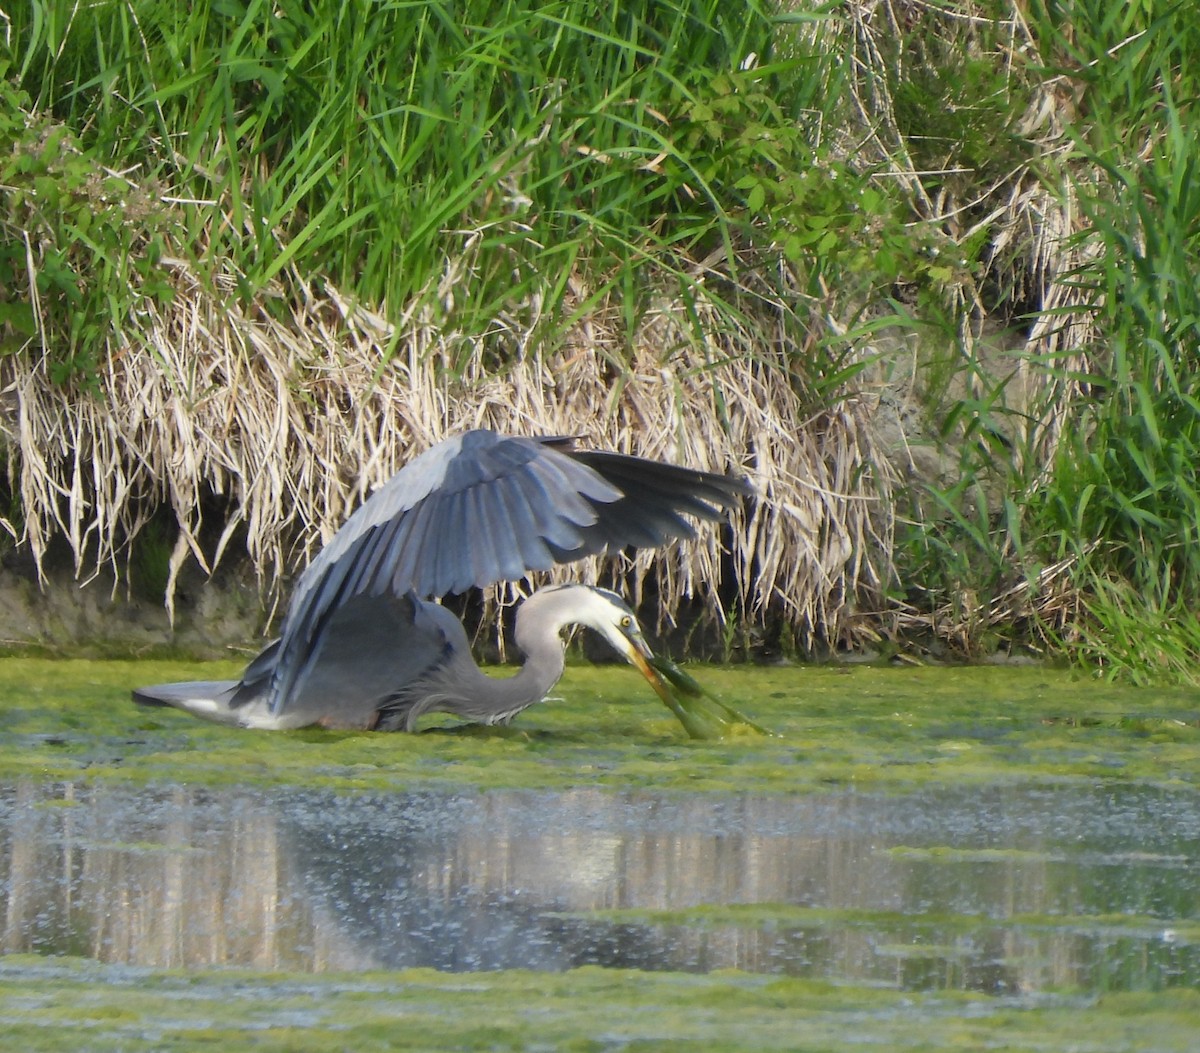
[2,779,1197,997]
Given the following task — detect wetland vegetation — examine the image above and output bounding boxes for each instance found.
[1,660,1197,793]
[1,1,1199,677]
[2,3,1200,1050]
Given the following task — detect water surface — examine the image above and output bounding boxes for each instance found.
[2,779,1196,996]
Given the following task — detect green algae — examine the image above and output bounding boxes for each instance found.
[883,846,1065,862]
[1,955,1198,1053]
[0,658,1197,793]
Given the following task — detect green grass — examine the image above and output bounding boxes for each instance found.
[2,0,852,374]
[872,1,1200,681]
[1007,0,1200,681]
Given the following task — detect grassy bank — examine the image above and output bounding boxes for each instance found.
[1,1,1197,678]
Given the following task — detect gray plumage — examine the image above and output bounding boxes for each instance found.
[133,430,751,731]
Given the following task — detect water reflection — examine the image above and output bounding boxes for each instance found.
[1,780,1197,994]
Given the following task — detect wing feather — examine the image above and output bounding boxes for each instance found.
[342,522,393,599]
[498,473,564,573]
[512,463,592,552]
[479,473,541,581]
[429,489,468,597]
[462,483,499,589]
[377,503,427,599]
[388,493,442,598]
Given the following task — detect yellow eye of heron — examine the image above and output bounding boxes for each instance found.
[620,615,633,629]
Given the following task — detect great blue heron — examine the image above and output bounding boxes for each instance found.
[133,430,752,733]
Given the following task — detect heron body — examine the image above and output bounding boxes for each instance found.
[133,430,751,732]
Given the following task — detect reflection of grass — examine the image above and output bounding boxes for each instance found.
[552,903,986,932]
[883,846,1063,862]
[2,955,1199,1053]
[0,660,1198,792]
[68,841,203,855]
[555,902,1200,947]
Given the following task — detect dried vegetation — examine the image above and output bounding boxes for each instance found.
[1,1,1196,674]
[5,253,898,652]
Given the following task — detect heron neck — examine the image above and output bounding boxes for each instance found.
[493,635,566,711]
[417,586,602,727]
[437,587,576,719]
[506,587,576,700]
[504,582,626,707]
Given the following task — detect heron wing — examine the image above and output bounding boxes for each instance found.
[558,448,753,555]
[250,591,452,727]
[267,430,750,714]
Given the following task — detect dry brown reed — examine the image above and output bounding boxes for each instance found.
[0,240,899,651]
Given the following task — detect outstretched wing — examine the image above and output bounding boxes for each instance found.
[268,430,750,713]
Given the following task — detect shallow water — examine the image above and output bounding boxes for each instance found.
[2,779,1196,996]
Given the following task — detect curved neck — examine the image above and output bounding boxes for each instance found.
[434,587,579,721]
[396,586,600,729]
[496,586,584,704]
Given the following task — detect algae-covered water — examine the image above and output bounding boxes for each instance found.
[1,659,1198,1050]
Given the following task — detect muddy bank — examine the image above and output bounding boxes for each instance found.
[0,542,266,658]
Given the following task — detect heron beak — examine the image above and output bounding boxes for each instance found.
[615,628,769,740]
[623,636,684,709]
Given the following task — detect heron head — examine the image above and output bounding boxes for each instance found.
[541,584,767,740]
[566,586,686,709]
[575,586,655,662]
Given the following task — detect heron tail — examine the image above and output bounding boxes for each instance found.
[131,680,246,725]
